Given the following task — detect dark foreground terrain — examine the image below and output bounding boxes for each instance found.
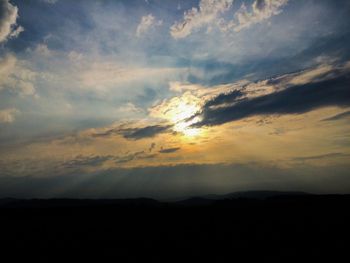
[1,192,349,262]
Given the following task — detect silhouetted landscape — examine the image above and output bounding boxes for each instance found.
[1,191,349,261]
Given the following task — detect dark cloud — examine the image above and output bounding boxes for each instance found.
[120,125,172,140]
[193,71,350,127]
[149,142,156,152]
[93,124,172,140]
[61,151,159,168]
[292,153,350,162]
[63,155,113,168]
[115,151,157,164]
[204,90,244,109]
[159,147,181,154]
[322,110,350,121]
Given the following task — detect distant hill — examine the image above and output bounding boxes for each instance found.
[0,197,161,208]
[1,192,349,261]
[202,190,311,200]
[174,190,311,205]
[0,191,312,208]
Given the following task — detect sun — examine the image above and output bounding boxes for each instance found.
[150,94,203,138]
[170,102,202,137]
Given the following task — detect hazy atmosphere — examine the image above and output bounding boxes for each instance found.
[1,0,350,199]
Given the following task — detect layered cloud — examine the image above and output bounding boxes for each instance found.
[0,0,23,43]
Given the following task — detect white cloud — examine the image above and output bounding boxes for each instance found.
[0,108,19,123]
[0,0,23,43]
[171,0,288,38]
[225,0,289,32]
[170,0,234,39]
[136,14,162,37]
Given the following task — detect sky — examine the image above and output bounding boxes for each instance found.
[0,0,349,199]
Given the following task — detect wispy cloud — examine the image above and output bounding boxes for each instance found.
[228,0,288,32]
[136,14,162,37]
[171,0,288,38]
[0,108,19,123]
[170,0,233,39]
[0,54,37,97]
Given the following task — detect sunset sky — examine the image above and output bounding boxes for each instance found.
[0,0,349,199]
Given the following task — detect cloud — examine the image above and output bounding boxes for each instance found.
[119,124,173,140]
[169,81,201,93]
[116,103,143,115]
[292,153,350,162]
[0,0,23,43]
[204,89,243,108]
[0,108,19,123]
[115,151,157,164]
[149,142,156,152]
[92,124,172,140]
[322,111,350,122]
[191,61,350,127]
[136,14,162,37]
[159,147,181,154]
[62,155,113,168]
[170,0,288,38]
[170,0,233,39]
[229,0,289,32]
[61,151,159,169]
[0,54,37,97]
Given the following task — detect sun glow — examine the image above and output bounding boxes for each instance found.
[149,93,203,137]
[170,102,202,137]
